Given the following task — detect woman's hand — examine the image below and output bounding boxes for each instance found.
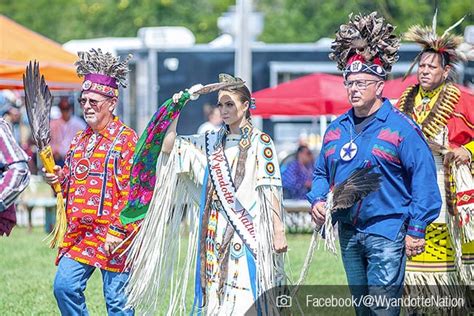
[172,91,184,104]
[172,84,204,104]
[273,229,288,253]
[187,84,204,100]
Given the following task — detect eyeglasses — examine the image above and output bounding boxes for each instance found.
[343,80,381,90]
[78,97,109,108]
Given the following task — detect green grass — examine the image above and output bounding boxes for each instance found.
[0,228,347,315]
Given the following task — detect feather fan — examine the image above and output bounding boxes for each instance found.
[23,61,67,248]
[294,166,382,293]
[23,61,52,150]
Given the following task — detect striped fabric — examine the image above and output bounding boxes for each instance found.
[0,118,30,236]
[0,118,30,211]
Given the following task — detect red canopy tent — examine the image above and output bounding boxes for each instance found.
[251,73,349,118]
[383,75,419,99]
[251,73,472,118]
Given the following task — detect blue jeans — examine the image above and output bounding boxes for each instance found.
[338,223,407,316]
[53,256,134,316]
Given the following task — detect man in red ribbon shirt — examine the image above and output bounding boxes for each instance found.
[43,49,138,315]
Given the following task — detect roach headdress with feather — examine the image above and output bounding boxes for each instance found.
[75,48,132,97]
[403,10,470,80]
[330,12,400,79]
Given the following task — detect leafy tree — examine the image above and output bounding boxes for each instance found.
[0,0,234,43]
[0,0,471,44]
[257,0,473,42]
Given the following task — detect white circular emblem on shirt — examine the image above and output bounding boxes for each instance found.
[350,61,363,72]
[82,80,92,90]
[340,141,358,161]
[376,66,383,74]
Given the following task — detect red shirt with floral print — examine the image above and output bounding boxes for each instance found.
[57,116,138,272]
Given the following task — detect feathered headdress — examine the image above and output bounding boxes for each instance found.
[75,48,132,97]
[330,12,400,79]
[403,10,470,80]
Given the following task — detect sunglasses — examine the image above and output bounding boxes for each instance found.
[78,97,110,108]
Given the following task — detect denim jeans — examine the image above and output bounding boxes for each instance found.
[53,256,134,316]
[338,223,407,316]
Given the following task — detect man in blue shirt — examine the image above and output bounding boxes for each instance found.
[308,13,441,315]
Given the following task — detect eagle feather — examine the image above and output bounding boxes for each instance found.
[23,61,53,151]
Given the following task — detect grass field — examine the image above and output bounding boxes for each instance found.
[0,227,347,315]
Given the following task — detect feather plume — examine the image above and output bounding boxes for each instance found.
[218,73,245,86]
[313,165,382,236]
[330,12,400,71]
[442,16,465,38]
[318,165,382,253]
[403,11,471,79]
[432,9,438,36]
[294,165,382,288]
[23,61,53,150]
[331,165,382,210]
[75,48,132,88]
[192,73,246,95]
[23,61,67,249]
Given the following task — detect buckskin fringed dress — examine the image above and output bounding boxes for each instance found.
[120,92,286,315]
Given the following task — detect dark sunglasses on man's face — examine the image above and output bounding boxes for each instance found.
[78,97,109,108]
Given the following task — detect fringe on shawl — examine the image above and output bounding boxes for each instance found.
[322,192,337,254]
[404,271,467,314]
[124,145,204,315]
[449,163,474,285]
[452,163,474,243]
[293,192,337,295]
[124,142,289,315]
[247,186,287,316]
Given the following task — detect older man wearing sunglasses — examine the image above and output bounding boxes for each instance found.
[43,49,138,315]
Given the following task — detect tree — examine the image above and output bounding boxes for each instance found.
[0,0,471,44]
[256,0,473,42]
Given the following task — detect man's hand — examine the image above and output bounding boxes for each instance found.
[42,165,64,186]
[444,147,470,166]
[311,201,326,227]
[405,235,425,257]
[104,233,124,256]
[273,229,288,253]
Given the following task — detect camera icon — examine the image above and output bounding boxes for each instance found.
[276,295,292,308]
